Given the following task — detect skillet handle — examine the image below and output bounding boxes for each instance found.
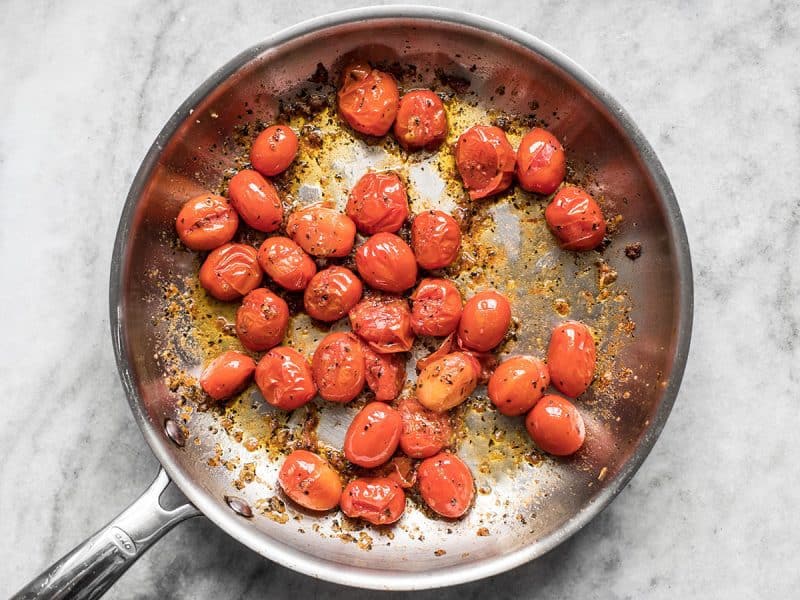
[12,468,201,600]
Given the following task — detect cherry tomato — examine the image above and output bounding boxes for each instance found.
[278,449,342,511]
[349,296,414,353]
[525,395,586,456]
[198,243,262,301]
[415,352,479,413]
[547,321,596,397]
[227,169,283,233]
[488,356,550,416]
[337,63,399,136]
[397,396,452,459]
[175,194,238,251]
[393,90,447,150]
[545,186,607,251]
[250,125,299,177]
[343,402,402,468]
[235,288,290,352]
[255,347,317,411]
[410,210,461,270]
[415,332,454,372]
[303,266,363,322]
[286,205,356,257]
[312,332,366,403]
[199,351,256,401]
[355,232,418,293]
[417,452,474,518]
[410,278,462,336]
[455,125,515,200]
[363,346,406,402]
[257,236,316,292]
[345,171,409,235]
[377,456,416,489]
[457,290,512,352]
[515,127,566,195]
[340,477,406,525]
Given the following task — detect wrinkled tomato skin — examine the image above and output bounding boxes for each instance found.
[525,395,586,456]
[198,243,262,301]
[255,347,317,411]
[363,346,407,402]
[455,126,515,200]
[278,450,342,511]
[235,288,290,352]
[303,266,363,322]
[378,456,416,489]
[343,402,403,468]
[458,290,512,352]
[175,194,238,251]
[488,356,550,416]
[250,125,299,177]
[337,63,399,136]
[410,278,463,336]
[417,452,474,518]
[515,128,566,195]
[397,396,452,459]
[340,477,406,525]
[199,351,256,402]
[349,296,415,353]
[227,169,283,233]
[346,171,409,235]
[547,321,596,397]
[257,236,317,292]
[286,205,357,257]
[355,232,418,293]
[415,352,479,413]
[312,332,366,403]
[410,210,462,270]
[545,186,607,251]
[393,90,447,151]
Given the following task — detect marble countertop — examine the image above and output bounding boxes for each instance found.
[1,1,797,598]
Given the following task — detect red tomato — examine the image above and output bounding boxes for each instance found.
[250,125,299,177]
[393,90,447,150]
[377,456,416,489]
[254,347,317,411]
[303,266,363,322]
[363,346,406,402]
[175,194,238,251]
[415,352,479,413]
[337,63,399,136]
[397,396,452,459]
[410,278,462,336]
[355,232,418,293]
[312,332,366,402]
[278,449,342,511]
[198,243,262,301]
[340,477,406,525]
[455,125,515,200]
[458,290,512,352]
[343,402,402,468]
[346,171,409,234]
[257,236,316,292]
[349,296,414,353]
[515,127,566,195]
[235,288,289,352]
[417,452,474,518]
[545,186,607,251]
[286,205,356,257]
[227,169,283,233]
[199,351,256,401]
[488,356,550,416]
[410,210,461,270]
[415,332,455,372]
[547,321,596,397]
[525,395,586,456]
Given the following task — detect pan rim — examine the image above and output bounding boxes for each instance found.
[110,5,693,591]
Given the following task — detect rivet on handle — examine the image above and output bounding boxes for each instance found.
[225,496,253,518]
[164,419,186,447]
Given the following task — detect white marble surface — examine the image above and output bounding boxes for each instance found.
[1,0,798,598]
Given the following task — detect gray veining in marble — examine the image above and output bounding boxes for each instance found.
[1,0,798,598]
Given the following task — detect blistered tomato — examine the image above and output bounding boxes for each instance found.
[458,290,512,352]
[340,477,406,525]
[363,346,406,402]
[488,355,550,416]
[343,402,402,468]
[355,232,418,293]
[515,127,566,195]
[303,266,363,322]
[175,194,238,251]
[525,395,586,456]
[257,236,316,292]
[349,296,414,353]
[393,90,447,150]
[278,450,342,511]
[199,351,256,401]
[235,288,290,352]
[227,169,283,233]
[255,347,316,411]
[415,352,480,413]
[545,186,607,251]
[378,456,416,489]
[455,125,515,200]
[198,243,262,301]
[286,205,356,257]
[410,210,462,270]
[410,278,462,336]
[312,332,366,403]
[547,321,596,397]
[250,125,299,177]
[417,452,474,518]
[337,63,399,136]
[346,171,409,234]
[397,396,452,459]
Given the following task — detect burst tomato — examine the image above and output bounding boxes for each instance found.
[397,396,452,459]
[544,186,606,251]
[257,236,316,292]
[286,205,356,257]
[235,288,290,352]
[337,63,399,136]
[303,266,363,322]
[410,278,462,336]
[346,171,409,235]
[455,125,515,199]
[175,194,238,251]
[515,127,566,195]
[410,210,462,270]
[340,477,406,525]
[198,243,262,301]
[311,332,366,403]
[393,90,447,150]
[349,296,414,353]
[255,347,317,411]
[363,346,406,402]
